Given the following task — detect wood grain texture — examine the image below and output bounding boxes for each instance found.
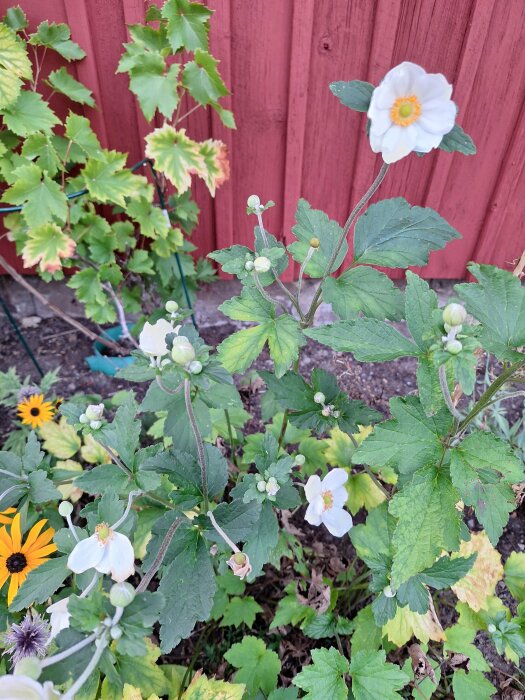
[2,0,525,279]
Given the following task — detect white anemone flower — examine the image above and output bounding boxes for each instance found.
[304,468,353,537]
[67,523,135,583]
[368,61,456,163]
[46,597,71,640]
[0,675,60,699]
[138,319,178,364]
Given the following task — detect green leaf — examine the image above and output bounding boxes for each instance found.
[351,605,383,654]
[21,134,61,176]
[305,319,419,361]
[3,90,59,136]
[98,394,140,468]
[225,636,280,697]
[0,22,32,109]
[504,552,525,601]
[456,264,525,360]
[287,199,346,277]
[83,150,148,207]
[46,67,94,106]
[353,197,460,268]
[293,647,349,700]
[116,639,169,698]
[352,397,452,477]
[74,465,128,495]
[389,465,460,587]
[145,123,204,193]
[329,80,374,112]
[349,650,409,700]
[404,271,438,352]
[420,554,477,589]
[128,55,179,121]
[220,596,263,628]
[243,500,279,579]
[452,670,496,700]
[10,556,69,611]
[443,625,490,672]
[27,469,61,502]
[64,113,102,157]
[450,431,524,544]
[29,21,86,61]
[439,124,476,155]
[3,7,28,31]
[347,473,387,514]
[2,163,68,228]
[127,249,154,275]
[182,49,228,105]
[158,529,216,652]
[322,266,404,321]
[161,0,212,52]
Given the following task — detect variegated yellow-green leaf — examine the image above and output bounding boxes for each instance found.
[0,22,32,108]
[39,416,81,458]
[2,163,68,229]
[197,139,229,196]
[22,222,76,273]
[347,473,386,515]
[122,685,160,700]
[382,605,445,647]
[182,672,245,700]
[451,531,504,612]
[54,459,83,502]
[80,433,112,464]
[145,124,204,193]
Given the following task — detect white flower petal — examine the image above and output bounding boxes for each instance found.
[413,124,444,153]
[322,507,353,537]
[419,101,456,134]
[414,72,452,102]
[305,501,323,526]
[67,534,105,574]
[46,597,70,640]
[384,61,425,96]
[105,532,135,582]
[369,108,392,136]
[369,82,397,111]
[331,485,349,509]
[381,124,418,163]
[138,319,174,357]
[0,675,56,699]
[304,474,322,503]
[322,468,348,492]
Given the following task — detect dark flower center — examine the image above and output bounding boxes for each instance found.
[6,552,27,573]
[30,407,40,416]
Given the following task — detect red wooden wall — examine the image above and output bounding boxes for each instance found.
[2,0,525,280]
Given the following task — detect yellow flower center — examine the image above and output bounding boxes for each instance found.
[322,491,333,511]
[390,95,421,126]
[95,523,112,544]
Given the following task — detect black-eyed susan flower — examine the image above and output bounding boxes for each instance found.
[0,507,16,525]
[17,394,55,430]
[0,513,57,606]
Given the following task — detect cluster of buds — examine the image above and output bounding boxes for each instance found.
[313,391,340,418]
[442,303,467,355]
[79,403,104,430]
[255,473,280,499]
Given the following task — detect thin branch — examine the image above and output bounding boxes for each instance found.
[136,516,183,593]
[156,375,183,395]
[103,283,139,348]
[439,364,463,420]
[184,379,209,512]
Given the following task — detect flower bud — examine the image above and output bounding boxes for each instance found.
[257,479,267,493]
[383,585,396,599]
[442,303,467,327]
[59,501,74,517]
[13,656,42,679]
[109,582,136,608]
[171,337,196,365]
[313,392,326,405]
[321,406,331,417]
[188,360,203,375]
[247,194,261,208]
[309,237,320,249]
[79,413,89,424]
[332,410,340,419]
[265,477,280,497]
[244,260,254,271]
[446,339,463,355]
[295,454,305,466]
[487,623,497,634]
[85,404,104,422]
[253,256,271,274]
[165,300,179,314]
[110,625,123,640]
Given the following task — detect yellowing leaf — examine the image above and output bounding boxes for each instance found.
[122,684,160,700]
[324,427,355,467]
[145,124,204,193]
[382,606,445,647]
[54,459,83,502]
[181,671,245,700]
[347,472,386,515]
[81,433,111,464]
[451,531,503,612]
[39,416,81,458]
[0,23,32,108]
[22,222,76,273]
[197,139,229,196]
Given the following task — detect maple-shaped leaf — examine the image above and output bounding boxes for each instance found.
[293,647,349,700]
[145,124,204,193]
[45,67,94,106]
[22,222,76,273]
[82,149,150,206]
[64,113,102,158]
[197,139,230,196]
[2,90,59,136]
[127,54,179,121]
[29,21,86,61]
[349,650,409,700]
[161,0,212,52]
[182,48,229,105]
[451,531,504,612]
[2,163,68,229]
[382,606,445,647]
[181,672,245,700]
[0,22,32,109]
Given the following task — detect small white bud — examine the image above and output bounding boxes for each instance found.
[265,477,280,497]
[90,420,102,430]
[188,360,203,374]
[109,582,136,608]
[14,656,42,679]
[85,403,104,422]
[295,454,305,466]
[332,410,340,418]
[257,479,267,493]
[59,501,74,517]
[247,194,261,208]
[110,625,123,640]
[313,392,326,405]
[487,623,497,634]
[79,413,89,424]
[171,337,196,365]
[446,339,463,355]
[443,303,467,327]
[244,260,254,271]
[253,256,271,273]
[321,406,331,417]
[165,300,179,314]
[383,585,396,598]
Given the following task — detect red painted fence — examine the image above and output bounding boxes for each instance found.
[2,0,525,280]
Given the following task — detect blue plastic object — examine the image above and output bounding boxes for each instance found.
[85,325,135,376]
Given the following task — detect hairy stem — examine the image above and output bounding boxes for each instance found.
[137,516,183,593]
[439,364,463,420]
[207,509,239,553]
[103,283,139,348]
[363,464,390,499]
[184,379,209,512]
[90,436,132,477]
[224,409,238,467]
[61,632,108,700]
[41,632,98,668]
[156,375,183,395]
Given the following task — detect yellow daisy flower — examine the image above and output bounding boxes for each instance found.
[0,513,57,606]
[0,508,16,525]
[17,394,55,430]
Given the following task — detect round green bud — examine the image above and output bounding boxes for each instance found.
[233,552,247,566]
[247,194,261,208]
[244,260,254,271]
[188,360,203,375]
[443,303,467,327]
[444,322,462,334]
[383,585,396,599]
[79,413,89,424]
[253,256,271,273]
[14,656,42,679]
[313,391,326,405]
[309,237,320,249]
[257,480,267,493]
[171,337,196,365]
[110,582,136,608]
[110,625,123,640]
[59,501,74,517]
[487,623,497,634]
[295,454,306,466]
[165,300,179,314]
[446,339,463,355]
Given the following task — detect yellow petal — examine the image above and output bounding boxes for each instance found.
[10,513,21,552]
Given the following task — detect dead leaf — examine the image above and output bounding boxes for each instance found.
[297,569,331,614]
[408,644,436,684]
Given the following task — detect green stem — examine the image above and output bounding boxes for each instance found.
[184,378,209,512]
[224,409,238,467]
[305,162,390,326]
[137,516,183,593]
[438,364,462,421]
[91,436,132,477]
[363,464,390,499]
[277,410,289,450]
